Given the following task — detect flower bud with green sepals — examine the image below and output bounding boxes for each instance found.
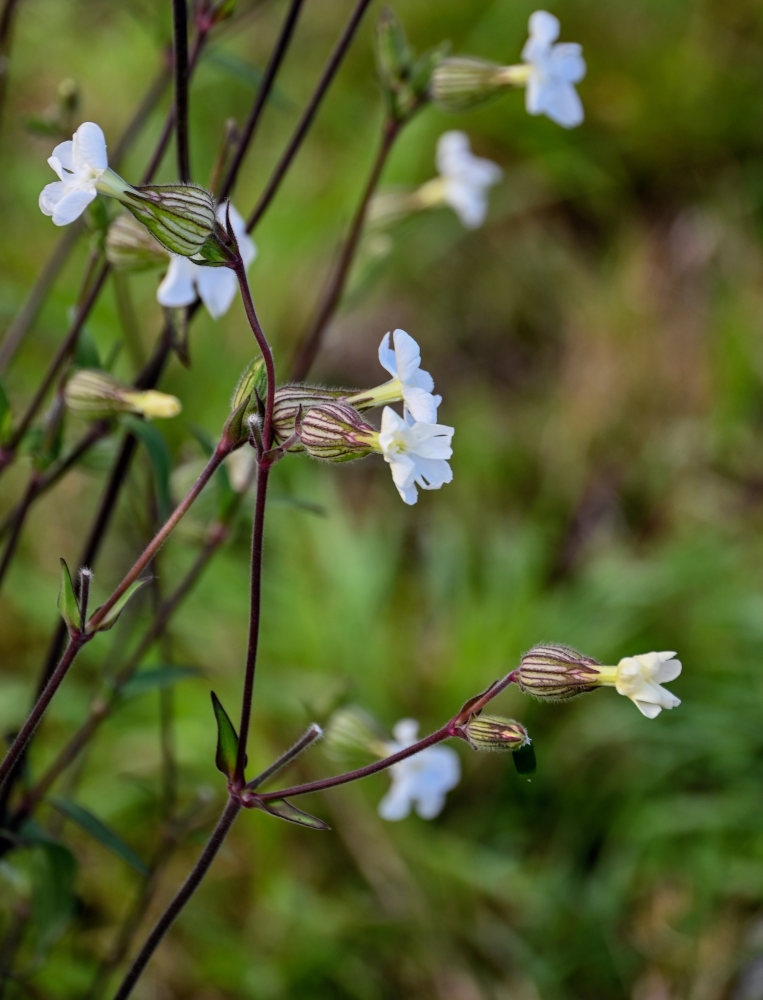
[272,386,349,450]
[123,183,218,258]
[299,402,376,462]
[105,213,169,272]
[517,643,601,701]
[430,57,508,112]
[463,716,530,753]
[64,369,181,420]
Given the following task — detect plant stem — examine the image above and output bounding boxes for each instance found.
[289,116,401,381]
[246,0,376,232]
[110,797,241,1000]
[0,637,87,791]
[172,0,191,182]
[217,0,305,202]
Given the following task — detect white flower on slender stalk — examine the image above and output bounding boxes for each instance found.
[39,121,133,225]
[157,204,256,319]
[376,406,454,505]
[346,329,441,422]
[411,132,502,230]
[378,719,461,822]
[434,131,503,229]
[520,10,586,128]
[611,651,682,719]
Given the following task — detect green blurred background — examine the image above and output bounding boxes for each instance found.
[1,0,762,997]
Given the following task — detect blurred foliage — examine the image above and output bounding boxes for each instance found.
[1,0,762,998]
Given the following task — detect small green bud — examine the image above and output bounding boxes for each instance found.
[430,57,507,111]
[375,8,412,87]
[232,358,268,414]
[105,213,168,271]
[123,184,217,257]
[299,402,375,462]
[64,369,181,420]
[517,644,601,701]
[271,385,348,448]
[464,715,529,752]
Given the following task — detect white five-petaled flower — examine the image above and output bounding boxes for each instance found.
[435,131,502,229]
[377,329,441,422]
[156,203,256,319]
[521,10,586,128]
[378,720,461,822]
[39,121,130,226]
[614,651,682,719]
[377,406,454,506]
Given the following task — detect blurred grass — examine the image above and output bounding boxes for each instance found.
[1,0,763,998]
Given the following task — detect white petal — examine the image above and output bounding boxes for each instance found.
[73,122,108,170]
[403,386,440,423]
[157,256,198,308]
[436,131,471,174]
[39,181,67,216]
[550,43,586,84]
[378,782,412,821]
[525,75,544,116]
[196,266,237,319]
[392,329,422,382]
[543,81,584,128]
[50,188,96,225]
[415,791,447,820]
[392,719,419,744]
[634,700,663,719]
[654,653,682,683]
[444,182,487,229]
[414,457,453,490]
[529,10,560,45]
[378,331,396,377]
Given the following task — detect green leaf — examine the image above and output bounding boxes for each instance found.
[72,325,101,370]
[49,797,149,876]
[122,414,172,520]
[512,742,537,776]
[90,576,151,633]
[211,691,244,779]
[119,664,200,699]
[259,798,330,831]
[17,819,77,954]
[57,558,82,633]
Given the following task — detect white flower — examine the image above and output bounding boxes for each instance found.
[378,719,461,822]
[614,651,682,719]
[521,11,586,128]
[377,406,454,506]
[156,203,256,319]
[39,122,129,225]
[435,131,502,229]
[377,329,441,422]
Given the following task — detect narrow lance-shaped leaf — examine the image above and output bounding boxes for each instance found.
[122,414,172,521]
[211,691,245,779]
[259,798,330,831]
[89,576,151,633]
[119,664,200,700]
[49,797,149,875]
[57,558,82,634]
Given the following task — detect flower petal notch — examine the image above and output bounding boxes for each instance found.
[377,406,454,505]
[378,720,460,821]
[521,10,586,128]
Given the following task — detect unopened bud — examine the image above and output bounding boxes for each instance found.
[231,358,267,413]
[375,8,412,87]
[64,369,181,420]
[517,644,601,701]
[105,213,168,271]
[123,184,217,257]
[465,715,529,752]
[430,57,506,111]
[299,402,375,461]
[272,385,347,448]
[324,706,388,766]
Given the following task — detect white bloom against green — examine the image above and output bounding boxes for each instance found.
[39,121,132,225]
[521,11,586,128]
[611,651,682,719]
[157,204,256,319]
[378,719,461,822]
[377,406,454,505]
[434,131,502,229]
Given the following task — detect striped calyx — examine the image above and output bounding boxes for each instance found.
[64,369,180,420]
[430,57,505,112]
[125,184,217,257]
[299,402,375,462]
[272,386,349,448]
[464,716,529,752]
[517,644,601,701]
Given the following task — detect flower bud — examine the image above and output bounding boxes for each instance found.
[517,644,601,701]
[464,715,529,752]
[105,213,168,271]
[299,402,375,461]
[323,706,389,767]
[124,184,217,257]
[232,358,268,413]
[430,57,506,111]
[64,369,181,420]
[272,385,347,448]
